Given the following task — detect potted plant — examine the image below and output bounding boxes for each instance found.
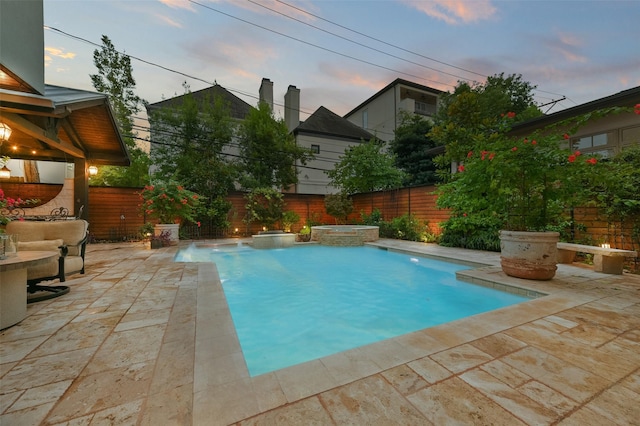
[1,189,39,258]
[437,110,615,280]
[150,230,172,249]
[297,225,311,242]
[139,181,203,245]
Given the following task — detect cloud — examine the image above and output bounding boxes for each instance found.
[157,0,195,12]
[154,13,183,28]
[182,29,276,79]
[547,32,587,63]
[400,0,497,24]
[45,47,76,60]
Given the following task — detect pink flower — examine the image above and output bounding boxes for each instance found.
[586,157,597,165]
[511,147,518,152]
[531,140,537,145]
[197,221,201,227]
[568,154,576,163]
[507,112,516,118]
[574,150,581,157]
[563,133,570,140]
[635,103,640,115]
[467,151,473,158]
[457,165,465,172]
[489,152,495,160]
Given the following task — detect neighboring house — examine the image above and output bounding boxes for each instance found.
[146,83,253,171]
[259,80,376,194]
[510,86,640,157]
[292,106,375,194]
[152,79,376,195]
[344,78,443,142]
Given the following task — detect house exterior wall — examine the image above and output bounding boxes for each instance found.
[345,88,397,141]
[0,0,44,94]
[294,133,363,195]
[510,111,640,158]
[345,81,440,142]
[568,112,640,157]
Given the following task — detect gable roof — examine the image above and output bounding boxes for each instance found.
[295,106,375,141]
[344,78,444,119]
[511,85,640,134]
[146,84,253,120]
[0,84,129,165]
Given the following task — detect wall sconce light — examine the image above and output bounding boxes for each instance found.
[88,165,98,176]
[0,122,12,141]
[0,165,11,179]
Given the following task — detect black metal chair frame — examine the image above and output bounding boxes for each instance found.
[26,232,88,304]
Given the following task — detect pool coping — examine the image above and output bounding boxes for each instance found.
[190,239,601,423]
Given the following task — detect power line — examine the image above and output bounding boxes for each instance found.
[272,0,566,100]
[247,0,476,84]
[186,0,452,89]
[275,0,486,80]
[44,25,318,118]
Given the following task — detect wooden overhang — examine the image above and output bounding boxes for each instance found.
[0,84,129,166]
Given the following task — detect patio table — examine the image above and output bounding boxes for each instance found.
[0,251,58,329]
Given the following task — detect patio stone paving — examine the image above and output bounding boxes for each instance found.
[1,239,639,425]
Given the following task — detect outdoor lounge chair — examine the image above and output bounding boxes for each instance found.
[5,219,89,303]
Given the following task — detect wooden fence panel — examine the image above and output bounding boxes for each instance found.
[4,183,636,249]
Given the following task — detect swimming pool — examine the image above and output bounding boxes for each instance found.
[176,244,529,376]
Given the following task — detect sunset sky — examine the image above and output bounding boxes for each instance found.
[43,0,640,126]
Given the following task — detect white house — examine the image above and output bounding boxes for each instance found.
[344,78,443,142]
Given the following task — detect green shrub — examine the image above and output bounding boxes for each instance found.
[439,215,502,251]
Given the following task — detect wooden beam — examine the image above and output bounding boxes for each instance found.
[1,111,85,158]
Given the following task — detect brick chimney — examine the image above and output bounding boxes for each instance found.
[284,85,300,132]
[259,78,273,112]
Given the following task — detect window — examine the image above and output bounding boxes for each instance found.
[310,144,320,154]
[362,109,368,129]
[415,101,436,116]
[572,132,614,157]
[621,125,640,149]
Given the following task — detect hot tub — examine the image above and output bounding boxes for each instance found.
[311,225,379,246]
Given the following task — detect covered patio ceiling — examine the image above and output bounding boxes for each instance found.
[0,84,129,166]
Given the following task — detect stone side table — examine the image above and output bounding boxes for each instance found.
[0,251,58,329]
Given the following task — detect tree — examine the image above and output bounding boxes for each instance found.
[326,139,406,195]
[324,192,353,224]
[237,102,312,190]
[89,35,150,187]
[148,84,237,227]
[390,112,439,186]
[430,73,542,171]
[244,187,285,231]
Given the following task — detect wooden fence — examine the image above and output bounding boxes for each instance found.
[2,183,637,250]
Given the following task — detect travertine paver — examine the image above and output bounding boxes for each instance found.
[0,239,639,425]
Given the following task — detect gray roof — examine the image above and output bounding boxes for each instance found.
[511,85,640,134]
[344,78,443,119]
[146,84,253,120]
[295,106,374,141]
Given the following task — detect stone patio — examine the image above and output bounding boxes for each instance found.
[1,239,639,425]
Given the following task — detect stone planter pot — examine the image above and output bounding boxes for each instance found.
[297,233,311,242]
[499,230,559,280]
[154,223,180,246]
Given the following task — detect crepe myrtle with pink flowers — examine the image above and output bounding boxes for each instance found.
[435,108,630,234]
[139,181,203,224]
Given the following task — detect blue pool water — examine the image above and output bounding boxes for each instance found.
[176,244,528,376]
